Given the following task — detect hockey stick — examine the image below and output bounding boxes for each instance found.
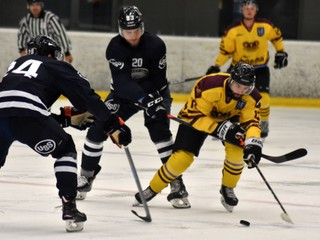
[252,161,293,224]
[167,114,307,163]
[169,76,201,85]
[108,117,152,222]
[124,146,152,222]
[167,113,293,223]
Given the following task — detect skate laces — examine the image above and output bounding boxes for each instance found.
[168,178,188,199]
[224,187,236,199]
[77,176,90,188]
[143,187,156,199]
[170,179,181,193]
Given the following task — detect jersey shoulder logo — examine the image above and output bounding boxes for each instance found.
[158,55,166,69]
[109,59,124,69]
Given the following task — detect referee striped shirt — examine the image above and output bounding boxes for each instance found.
[17,10,72,55]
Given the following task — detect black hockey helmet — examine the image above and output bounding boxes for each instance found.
[27,0,44,4]
[118,5,144,32]
[27,35,63,61]
[230,62,256,94]
[241,0,259,10]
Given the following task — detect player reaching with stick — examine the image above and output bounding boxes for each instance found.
[0,35,132,231]
[134,62,263,212]
[76,5,190,209]
[206,0,288,140]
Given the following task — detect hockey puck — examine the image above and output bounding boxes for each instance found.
[240,220,250,226]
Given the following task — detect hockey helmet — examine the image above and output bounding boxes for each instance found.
[118,5,144,33]
[27,35,63,61]
[27,0,44,4]
[241,0,259,10]
[230,62,256,94]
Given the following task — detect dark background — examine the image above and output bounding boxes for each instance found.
[0,0,319,41]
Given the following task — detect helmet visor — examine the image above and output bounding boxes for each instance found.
[229,79,254,95]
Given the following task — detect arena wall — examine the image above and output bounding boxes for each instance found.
[1,28,320,102]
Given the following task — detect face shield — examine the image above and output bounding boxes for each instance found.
[118,23,145,38]
[228,78,255,100]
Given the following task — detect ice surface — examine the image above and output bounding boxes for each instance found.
[0,100,319,239]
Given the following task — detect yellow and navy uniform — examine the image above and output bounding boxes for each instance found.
[149,73,261,193]
[215,18,285,122]
[216,18,284,67]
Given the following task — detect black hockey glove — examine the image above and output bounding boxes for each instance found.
[243,138,263,168]
[206,65,221,75]
[57,106,94,130]
[140,91,167,119]
[104,115,132,147]
[274,51,288,69]
[212,120,245,146]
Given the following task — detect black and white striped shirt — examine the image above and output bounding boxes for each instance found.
[17,10,72,55]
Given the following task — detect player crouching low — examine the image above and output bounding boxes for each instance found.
[132,62,263,212]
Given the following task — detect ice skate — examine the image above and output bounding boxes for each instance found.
[132,186,157,206]
[76,165,101,200]
[220,185,238,212]
[167,176,191,209]
[62,197,87,232]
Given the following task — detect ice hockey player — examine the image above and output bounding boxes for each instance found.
[206,0,288,140]
[134,62,263,212]
[0,35,131,232]
[76,5,190,209]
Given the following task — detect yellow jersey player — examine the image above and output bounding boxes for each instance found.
[134,62,263,212]
[206,0,288,139]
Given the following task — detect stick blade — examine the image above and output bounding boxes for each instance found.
[281,212,294,224]
[263,148,308,163]
[131,210,152,222]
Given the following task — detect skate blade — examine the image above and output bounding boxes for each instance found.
[132,199,142,207]
[169,197,191,209]
[76,191,87,200]
[65,220,84,232]
[220,196,234,213]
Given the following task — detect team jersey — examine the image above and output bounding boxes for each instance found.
[106,31,168,102]
[0,55,109,122]
[18,10,72,54]
[178,73,261,138]
[215,18,284,67]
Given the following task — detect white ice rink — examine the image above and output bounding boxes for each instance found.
[0,100,319,240]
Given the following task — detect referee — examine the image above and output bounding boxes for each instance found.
[17,0,73,63]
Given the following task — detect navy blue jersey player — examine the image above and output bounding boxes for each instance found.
[77,5,190,209]
[0,35,131,232]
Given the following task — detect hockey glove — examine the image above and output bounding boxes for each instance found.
[206,65,221,75]
[104,115,132,147]
[59,106,94,130]
[243,138,263,168]
[212,120,245,146]
[140,91,167,119]
[274,51,288,69]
